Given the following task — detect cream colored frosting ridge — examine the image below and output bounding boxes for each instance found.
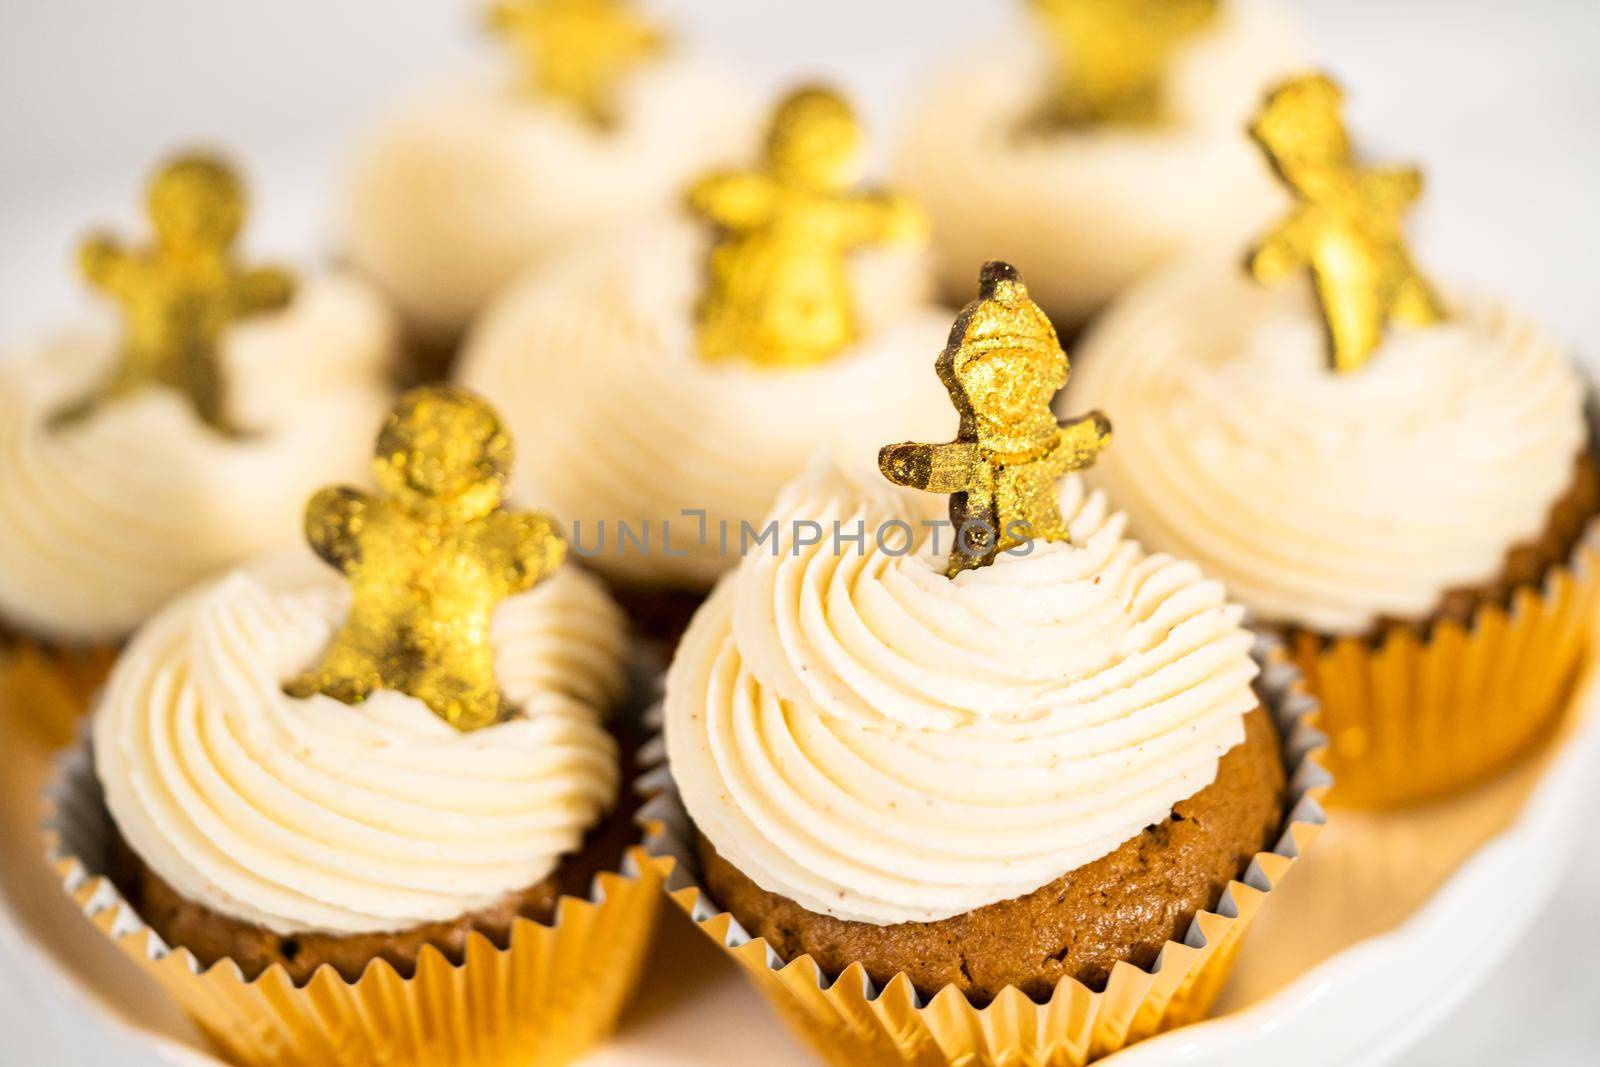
[1065,264,1589,635]
[0,275,396,644]
[457,220,957,591]
[345,59,759,337]
[664,457,1259,925]
[894,0,1298,321]
[94,550,628,936]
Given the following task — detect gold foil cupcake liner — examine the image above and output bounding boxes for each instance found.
[1293,523,1600,811]
[0,632,114,749]
[637,637,1330,1067]
[44,741,670,1067]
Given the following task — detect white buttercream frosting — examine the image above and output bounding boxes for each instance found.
[894,0,1299,322]
[664,456,1259,925]
[1064,262,1589,635]
[457,220,957,591]
[0,275,396,644]
[94,549,628,936]
[345,58,760,338]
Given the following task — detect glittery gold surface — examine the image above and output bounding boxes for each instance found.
[688,85,926,368]
[1031,0,1218,125]
[56,153,293,433]
[487,0,665,127]
[880,262,1110,576]
[1247,73,1445,374]
[286,385,567,732]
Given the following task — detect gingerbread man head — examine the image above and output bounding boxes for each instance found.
[765,86,864,192]
[146,154,246,256]
[942,262,1068,456]
[373,385,514,525]
[1250,73,1351,183]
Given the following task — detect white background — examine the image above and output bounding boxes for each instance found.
[1,0,1597,1063]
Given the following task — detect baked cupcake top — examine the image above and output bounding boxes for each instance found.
[95,387,629,936]
[345,0,756,338]
[1064,74,1589,635]
[664,265,1260,924]
[0,154,395,645]
[894,0,1298,320]
[458,86,956,591]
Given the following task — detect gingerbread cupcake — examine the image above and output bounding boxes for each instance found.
[643,263,1326,1065]
[1065,74,1600,807]
[895,0,1299,329]
[0,152,395,743]
[458,85,956,635]
[46,385,659,1067]
[344,0,758,368]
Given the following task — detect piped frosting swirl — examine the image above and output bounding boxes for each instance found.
[0,275,395,644]
[894,0,1298,321]
[1064,263,1589,634]
[457,220,956,590]
[94,550,628,936]
[664,456,1259,924]
[345,60,759,337]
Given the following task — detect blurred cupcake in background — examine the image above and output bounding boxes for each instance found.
[643,263,1326,1066]
[0,151,395,744]
[1066,73,1600,807]
[459,84,955,640]
[895,0,1299,331]
[344,0,760,374]
[46,385,659,1067]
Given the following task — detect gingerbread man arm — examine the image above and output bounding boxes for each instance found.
[879,441,983,494]
[233,265,295,317]
[78,232,131,297]
[1048,411,1113,476]
[1363,166,1424,211]
[687,172,777,232]
[483,510,568,596]
[846,191,926,246]
[303,486,371,574]
[1247,207,1316,283]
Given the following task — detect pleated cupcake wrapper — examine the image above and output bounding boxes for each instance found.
[1290,525,1600,809]
[0,632,115,749]
[44,741,670,1067]
[636,636,1330,1067]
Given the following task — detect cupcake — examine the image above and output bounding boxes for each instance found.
[1065,73,1600,807]
[344,0,758,366]
[0,152,395,744]
[458,85,957,636]
[643,263,1327,1065]
[46,385,661,1067]
[895,0,1299,329]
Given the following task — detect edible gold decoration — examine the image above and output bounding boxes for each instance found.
[1247,73,1444,374]
[487,0,665,127]
[880,261,1110,576]
[57,153,293,433]
[286,385,567,732]
[688,85,926,368]
[1031,0,1218,125]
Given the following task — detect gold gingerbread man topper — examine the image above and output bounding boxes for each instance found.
[56,152,294,434]
[487,0,666,127]
[880,262,1111,577]
[1247,72,1445,373]
[688,85,927,368]
[1030,0,1219,126]
[286,385,568,733]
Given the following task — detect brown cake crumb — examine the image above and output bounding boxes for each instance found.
[698,703,1286,1004]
